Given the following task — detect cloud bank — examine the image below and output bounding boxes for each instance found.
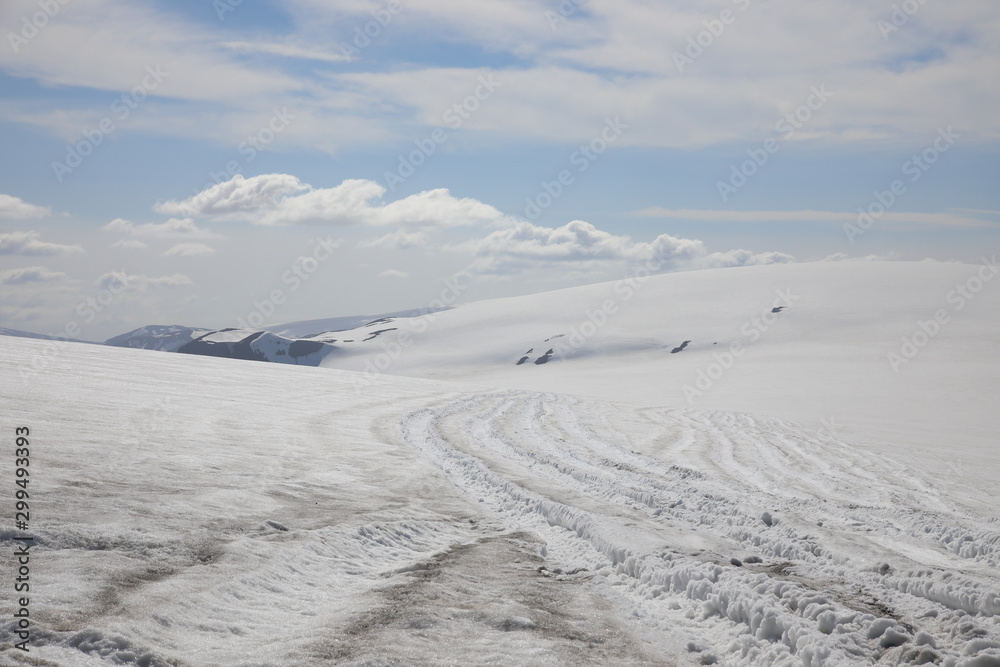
[462,220,794,276]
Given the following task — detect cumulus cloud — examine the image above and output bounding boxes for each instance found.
[0,266,66,285]
[154,175,308,219]
[378,269,409,279]
[0,194,51,219]
[0,231,84,256]
[163,243,215,257]
[462,220,793,276]
[103,217,221,239]
[155,174,514,228]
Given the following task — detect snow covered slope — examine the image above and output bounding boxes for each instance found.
[313,260,1000,499]
[1,335,999,666]
[265,306,451,339]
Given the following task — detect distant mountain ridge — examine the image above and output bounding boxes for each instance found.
[104,324,214,352]
[174,328,336,365]
[0,327,92,344]
[99,311,424,366]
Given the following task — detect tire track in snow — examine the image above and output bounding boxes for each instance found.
[400,391,1000,666]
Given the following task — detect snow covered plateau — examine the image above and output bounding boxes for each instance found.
[1,261,998,666]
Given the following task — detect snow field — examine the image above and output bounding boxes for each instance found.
[3,258,1000,665]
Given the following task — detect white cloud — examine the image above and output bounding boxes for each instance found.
[157,174,515,229]
[358,230,430,250]
[821,252,898,262]
[163,243,215,257]
[635,208,999,228]
[221,41,350,63]
[111,239,148,250]
[103,217,221,239]
[0,0,297,104]
[0,194,51,219]
[154,175,308,219]
[0,231,84,256]
[2,0,998,150]
[462,220,793,276]
[378,269,409,279]
[0,266,66,285]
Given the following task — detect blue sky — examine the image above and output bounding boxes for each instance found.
[1,0,998,341]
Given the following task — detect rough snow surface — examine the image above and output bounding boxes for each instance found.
[1,333,998,666]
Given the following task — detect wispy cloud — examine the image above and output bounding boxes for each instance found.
[0,231,84,256]
[359,230,430,250]
[221,41,350,63]
[111,239,149,250]
[96,271,194,291]
[378,269,409,279]
[163,243,216,257]
[634,208,999,228]
[0,266,66,285]
[103,217,222,239]
[2,0,997,149]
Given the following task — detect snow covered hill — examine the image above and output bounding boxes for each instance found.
[311,260,1000,499]
[1,334,999,666]
[87,259,1000,498]
[2,260,998,665]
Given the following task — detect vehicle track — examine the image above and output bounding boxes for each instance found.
[400,391,1000,666]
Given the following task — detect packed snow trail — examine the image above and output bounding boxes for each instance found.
[398,391,1000,666]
